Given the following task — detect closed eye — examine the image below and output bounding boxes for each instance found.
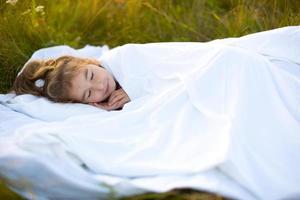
[88,90,91,98]
[90,72,94,80]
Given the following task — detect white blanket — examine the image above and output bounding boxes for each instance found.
[1,26,300,200]
[0,46,254,200]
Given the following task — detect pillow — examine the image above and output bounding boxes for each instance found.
[1,94,103,122]
[1,45,109,122]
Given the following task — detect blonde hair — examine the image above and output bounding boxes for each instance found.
[13,55,100,103]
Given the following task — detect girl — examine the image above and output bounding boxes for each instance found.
[13,56,131,111]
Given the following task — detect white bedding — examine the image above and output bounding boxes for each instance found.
[1,26,300,200]
[0,103,254,199]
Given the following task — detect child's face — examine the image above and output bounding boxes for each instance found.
[69,64,116,103]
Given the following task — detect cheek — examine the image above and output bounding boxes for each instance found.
[99,67,111,79]
[91,91,104,102]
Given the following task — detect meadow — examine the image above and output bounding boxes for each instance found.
[0,0,299,199]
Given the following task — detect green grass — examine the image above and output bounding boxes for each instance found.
[0,0,299,199]
[0,180,23,200]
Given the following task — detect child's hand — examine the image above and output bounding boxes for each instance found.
[89,88,130,111]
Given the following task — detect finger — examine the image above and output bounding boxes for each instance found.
[108,90,122,104]
[110,90,129,105]
[108,94,124,106]
[116,99,125,109]
[109,100,122,110]
[111,96,128,109]
[109,89,121,98]
[117,96,130,106]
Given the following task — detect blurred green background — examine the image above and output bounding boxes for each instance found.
[0,0,299,199]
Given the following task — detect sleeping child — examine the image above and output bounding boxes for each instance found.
[13,56,130,111]
[6,26,300,199]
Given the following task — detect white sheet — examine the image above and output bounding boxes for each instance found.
[1,26,300,200]
[0,104,254,199]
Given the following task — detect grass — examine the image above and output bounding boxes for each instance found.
[0,180,23,200]
[0,0,299,199]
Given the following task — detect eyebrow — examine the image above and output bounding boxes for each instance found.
[81,68,88,102]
